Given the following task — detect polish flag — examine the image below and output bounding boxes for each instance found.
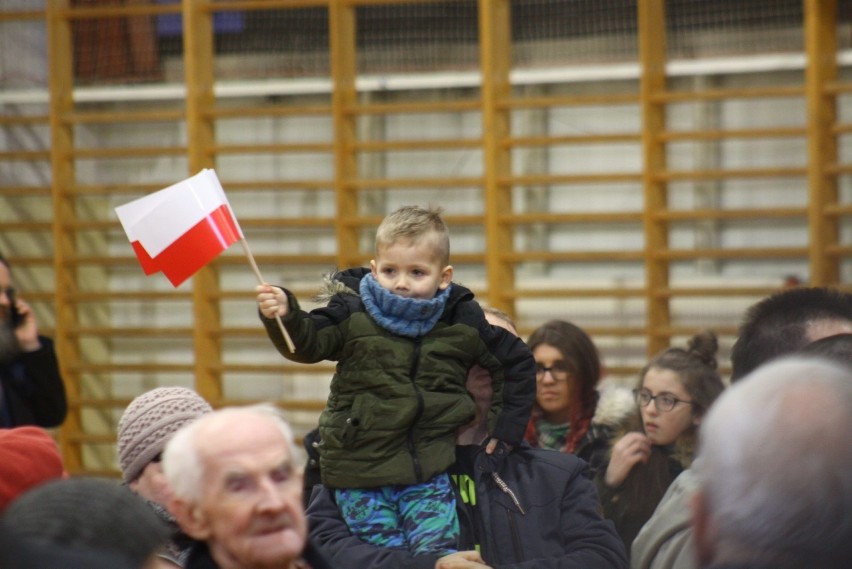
[115,169,244,287]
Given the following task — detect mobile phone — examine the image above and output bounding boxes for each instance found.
[6,287,24,328]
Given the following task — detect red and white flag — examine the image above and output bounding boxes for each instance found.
[115,169,243,287]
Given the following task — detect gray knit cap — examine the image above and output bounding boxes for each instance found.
[117,386,212,483]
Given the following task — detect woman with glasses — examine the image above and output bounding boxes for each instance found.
[523,320,635,478]
[596,330,725,556]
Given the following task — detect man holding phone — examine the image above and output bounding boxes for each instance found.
[0,253,66,428]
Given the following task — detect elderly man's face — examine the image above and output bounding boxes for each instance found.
[191,414,307,569]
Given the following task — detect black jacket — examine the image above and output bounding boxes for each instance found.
[307,442,629,569]
[0,336,67,428]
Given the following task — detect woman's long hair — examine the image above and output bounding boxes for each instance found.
[527,319,602,452]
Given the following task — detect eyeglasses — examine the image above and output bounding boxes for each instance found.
[633,389,695,412]
[535,363,571,383]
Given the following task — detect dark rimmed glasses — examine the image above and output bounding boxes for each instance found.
[633,389,695,412]
[535,363,571,383]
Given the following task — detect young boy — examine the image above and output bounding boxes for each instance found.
[256,205,535,556]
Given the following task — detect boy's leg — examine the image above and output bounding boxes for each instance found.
[334,487,407,549]
[399,472,460,556]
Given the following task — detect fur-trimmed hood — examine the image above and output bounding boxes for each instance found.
[313,268,364,304]
[591,385,636,429]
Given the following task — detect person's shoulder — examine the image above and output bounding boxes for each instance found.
[512,443,588,474]
[444,292,485,326]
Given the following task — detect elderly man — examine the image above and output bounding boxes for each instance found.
[691,356,852,569]
[0,253,66,428]
[163,404,331,569]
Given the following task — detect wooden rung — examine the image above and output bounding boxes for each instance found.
[0,10,43,21]
[239,217,336,228]
[505,288,645,299]
[65,109,184,125]
[655,247,808,260]
[71,146,187,159]
[653,286,781,298]
[658,126,805,141]
[501,93,640,109]
[506,133,641,147]
[654,207,805,221]
[353,138,482,152]
[0,150,50,160]
[348,99,480,116]
[652,326,738,337]
[655,167,806,181]
[653,85,803,102]
[0,221,53,231]
[213,142,335,155]
[211,0,336,11]
[0,186,51,196]
[206,179,335,191]
[347,176,483,190]
[209,104,331,119]
[62,2,179,19]
[502,250,644,263]
[64,433,116,444]
[504,211,642,224]
[338,214,483,227]
[69,363,194,373]
[66,327,195,338]
[505,172,642,185]
[0,114,49,125]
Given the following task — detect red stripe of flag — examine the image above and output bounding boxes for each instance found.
[131,204,242,287]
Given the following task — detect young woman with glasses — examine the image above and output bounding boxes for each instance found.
[522,319,635,478]
[596,330,726,557]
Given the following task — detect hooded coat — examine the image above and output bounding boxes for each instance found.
[262,268,536,489]
[306,441,629,569]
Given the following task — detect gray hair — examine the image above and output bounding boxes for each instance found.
[695,356,852,568]
[162,403,301,504]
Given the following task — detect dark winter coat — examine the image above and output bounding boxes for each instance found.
[307,441,629,569]
[0,336,67,428]
[263,268,536,489]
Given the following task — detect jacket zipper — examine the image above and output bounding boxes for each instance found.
[506,507,524,561]
[407,337,424,482]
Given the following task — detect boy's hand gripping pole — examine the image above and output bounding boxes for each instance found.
[241,238,296,353]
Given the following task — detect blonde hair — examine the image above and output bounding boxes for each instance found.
[375,205,450,265]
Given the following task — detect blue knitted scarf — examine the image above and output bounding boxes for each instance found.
[359,272,452,338]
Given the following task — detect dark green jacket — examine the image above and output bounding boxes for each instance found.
[262,268,535,489]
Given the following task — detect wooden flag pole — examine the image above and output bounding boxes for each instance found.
[240,238,296,353]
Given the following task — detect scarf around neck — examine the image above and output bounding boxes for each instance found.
[359,272,452,337]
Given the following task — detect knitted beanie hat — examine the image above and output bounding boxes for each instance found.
[3,477,169,567]
[117,386,212,483]
[0,426,65,512]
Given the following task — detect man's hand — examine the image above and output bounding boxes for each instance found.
[484,437,512,455]
[256,284,289,319]
[435,551,491,569]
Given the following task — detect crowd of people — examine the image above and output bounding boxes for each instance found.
[2,207,852,569]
